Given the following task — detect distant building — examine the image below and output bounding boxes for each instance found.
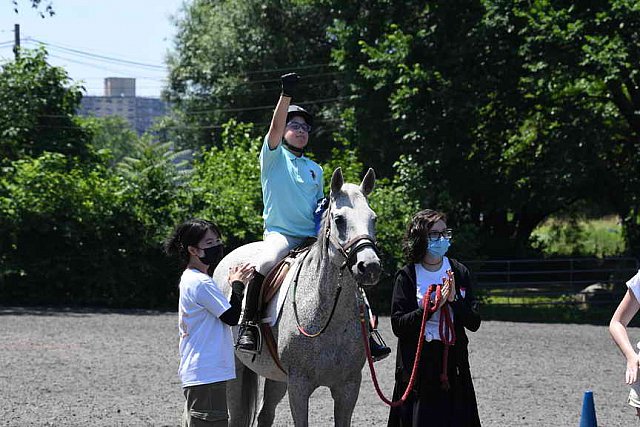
[78,77,168,134]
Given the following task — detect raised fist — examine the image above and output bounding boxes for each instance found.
[281,72,300,98]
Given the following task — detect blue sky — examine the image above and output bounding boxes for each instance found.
[0,0,186,97]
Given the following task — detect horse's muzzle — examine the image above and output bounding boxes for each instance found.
[353,258,382,286]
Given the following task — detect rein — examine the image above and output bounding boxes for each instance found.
[292,248,343,338]
[292,204,379,338]
[361,283,456,406]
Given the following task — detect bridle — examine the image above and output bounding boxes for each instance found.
[324,206,380,271]
[292,201,380,338]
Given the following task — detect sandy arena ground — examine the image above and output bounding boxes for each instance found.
[0,307,636,426]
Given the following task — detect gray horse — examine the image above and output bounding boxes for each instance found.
[212,167,382,427]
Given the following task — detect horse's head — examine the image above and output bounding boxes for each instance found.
[323,167,382,286]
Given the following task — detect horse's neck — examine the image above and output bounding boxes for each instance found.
[303,244,358,310]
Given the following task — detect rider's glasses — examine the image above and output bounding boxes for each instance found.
[427,229,453,241]
[287,121,312,133]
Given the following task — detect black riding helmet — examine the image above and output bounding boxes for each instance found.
[286,105,313,127]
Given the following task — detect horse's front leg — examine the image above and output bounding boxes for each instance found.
[257,379,287,427]
[330,371,362,427]
[287,371,315,427]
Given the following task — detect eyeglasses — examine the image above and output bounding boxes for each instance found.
[427,229,453,241]
[286,121,312,133]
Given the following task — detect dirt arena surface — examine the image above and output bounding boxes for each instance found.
[0,307,636,426]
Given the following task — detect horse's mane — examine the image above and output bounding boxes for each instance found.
[311,205,331,268]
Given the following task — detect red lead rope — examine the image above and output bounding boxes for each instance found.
[360,284,444,407]
[438,302,456,390]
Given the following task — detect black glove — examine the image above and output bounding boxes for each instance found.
[281,72,299,98]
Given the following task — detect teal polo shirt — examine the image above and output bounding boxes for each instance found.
[260,135,324,238]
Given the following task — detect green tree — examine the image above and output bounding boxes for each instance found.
[0,48,90,162]
[0,135,188,307]
[164,0,341,157]
[81,116,140,166]
[116,136,191,241]
[189,120,263,248]
[509,0,640,253]
[330,1,640,257]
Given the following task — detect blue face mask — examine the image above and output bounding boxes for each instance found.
[427,238,450,258]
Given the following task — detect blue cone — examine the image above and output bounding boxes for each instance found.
[579,390,597,427]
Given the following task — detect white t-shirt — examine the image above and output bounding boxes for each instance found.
[178,268,235,387]
[627,270,640,303]
[415,258,455,342]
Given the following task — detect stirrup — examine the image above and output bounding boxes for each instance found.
[370,329,391,362]
[235,323,263,355]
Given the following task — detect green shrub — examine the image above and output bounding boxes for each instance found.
[0,150,183,308]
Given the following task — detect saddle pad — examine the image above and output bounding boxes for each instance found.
[261,255,303,327]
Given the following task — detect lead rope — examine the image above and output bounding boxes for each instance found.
[438,302,456,390]
[360,285,442,407]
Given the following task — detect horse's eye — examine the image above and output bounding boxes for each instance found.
[334,215,346,227]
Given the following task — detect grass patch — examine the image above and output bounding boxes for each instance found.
[478,291,629,324]
[480,303,618,324]
[531,215,625,257]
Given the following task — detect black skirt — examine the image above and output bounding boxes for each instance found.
[388,340,481,427]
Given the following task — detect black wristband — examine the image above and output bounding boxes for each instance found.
[231,280,245,294]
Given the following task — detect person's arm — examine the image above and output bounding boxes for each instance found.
[219,281,245,326]
[449,261,481,332]
[610,289,640,384]
[266,73,299,149]
[219,263,254,326]
[391,269,431,339]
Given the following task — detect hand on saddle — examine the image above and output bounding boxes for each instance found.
[228,263,254,285]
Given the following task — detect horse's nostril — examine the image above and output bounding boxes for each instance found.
[357,261,366,273]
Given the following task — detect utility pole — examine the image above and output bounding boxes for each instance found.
[13,24,20,59]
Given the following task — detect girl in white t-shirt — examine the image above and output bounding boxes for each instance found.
[165,219,253,427]
[610,270,640,418]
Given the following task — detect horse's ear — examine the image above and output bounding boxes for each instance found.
[330,167,344,197]
[360,168,375,197]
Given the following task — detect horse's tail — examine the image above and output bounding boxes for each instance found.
[228,362,259,427]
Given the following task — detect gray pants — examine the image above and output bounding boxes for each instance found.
[254,232,306,276]
[182,381,228,427]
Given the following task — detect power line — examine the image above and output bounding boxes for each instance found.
[26,37,167,71]
[38,95,359,120]
[240,71,344,85]
[243,63,333,76]
[181,95,358,115]
[4,38,344,88]
[34,116,346,131]
[47,52,157,76]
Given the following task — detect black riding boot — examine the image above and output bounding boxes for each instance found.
[236,271,264,354]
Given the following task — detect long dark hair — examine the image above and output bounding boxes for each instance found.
[402,209,447,263]
[164,219,222,267]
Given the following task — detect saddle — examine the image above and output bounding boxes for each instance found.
[261,237,316,308]
[254,237,316,373]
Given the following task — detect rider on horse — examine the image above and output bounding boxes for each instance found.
[235,72,390,361]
